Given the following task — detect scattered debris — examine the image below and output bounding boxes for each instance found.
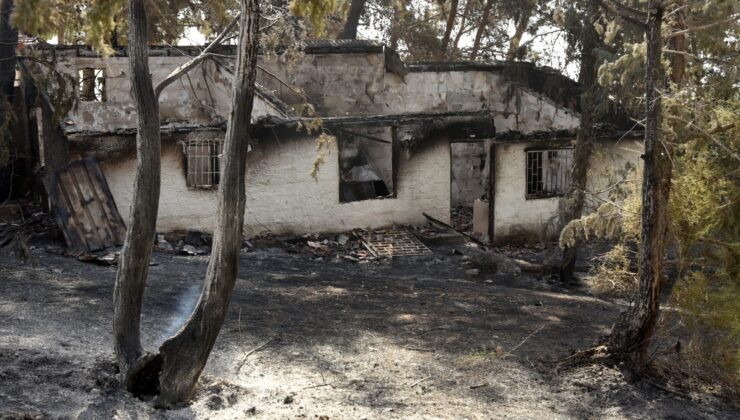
[360,228,432,257]
[236,337,281,373]
[76,251,118,266]
[180,244,198,256]
[451,206,474,233]
[336,234,349,246]
[0,203,23,222]
[410,376,431,388]
[423,212,487,247]
[463,248,522,277]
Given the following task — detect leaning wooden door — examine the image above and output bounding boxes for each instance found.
[45,156,126,252]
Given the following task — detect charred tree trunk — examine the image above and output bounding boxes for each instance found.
[440,0,459,56]
[113,0,161,383]
[0,0,18,99]
[505,11,531,61]
[470,0,493,61]
[156,0,260,407]
[389,2,403,50]
[452,0,473,53]
[559,2,599,283]
[337,0,366,40]
[608,1,671,367]
[668,2,686,85]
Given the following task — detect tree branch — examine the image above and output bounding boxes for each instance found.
[154,13,241,99]
[595,0,648,30]
[664,15,739,40]
[667,115,739,161]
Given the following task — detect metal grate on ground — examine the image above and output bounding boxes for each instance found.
[360,228,432,257]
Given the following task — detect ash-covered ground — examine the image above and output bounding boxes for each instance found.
[0,233,737,419]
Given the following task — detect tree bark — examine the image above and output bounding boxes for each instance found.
[505,10,531,61]
[389,2,403,50]
[559,1,599,282]
[0,0,18,98]
[440,0,459,56]
[470,0,493,61]
[608,1,671,367]
[113,0,161,383]
[452,0,473,53]
[338,0,366,39]
[156,0,260,407]
[668,2,685,85]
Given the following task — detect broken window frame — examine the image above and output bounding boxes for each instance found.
[78,68,106,102]
[525,146,574,199]
[337,127,397,203]
[184,139,223,189]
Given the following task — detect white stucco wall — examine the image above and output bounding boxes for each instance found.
[55,51,385,134]
[493,139,643,244]
[56,48,580,136]
[382,71,580,135]
[102,134,450,235]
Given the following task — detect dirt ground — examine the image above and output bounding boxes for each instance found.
[1,236,738,419]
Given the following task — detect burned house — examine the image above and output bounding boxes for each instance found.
[9,40,642,246]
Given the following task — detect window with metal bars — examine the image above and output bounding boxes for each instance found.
[525,148,574,199]
[186,139,222,189]
[78,68,106,102]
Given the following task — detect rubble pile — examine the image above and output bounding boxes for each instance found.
[266,231,382,262]
[409,222,453,240]
[451,206,474,233]
[0,207,64,262]
[155,230,213,256]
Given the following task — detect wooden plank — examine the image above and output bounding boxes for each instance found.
[81,157,126,242]
[57,168,103,251]
[391,125,399,196]
[70,163,116,248]
[45,157,127,252]
[44,172,87,252]
[487,143,496,242]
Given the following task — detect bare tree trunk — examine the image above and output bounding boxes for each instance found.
[80,68,96,100]
[505,11,531,61]
[559,1,599,282]
[452,0,473,53]
[389,2,403,50]
[113,0,161,385]
[608,1,671,367]
[338,0,366,39]
[668,2,686,85]
[470,0,493,61]
[0,0,18,98]
[440,0,459,56]
[156,0,260,407]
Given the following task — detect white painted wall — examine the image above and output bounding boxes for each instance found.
[381,71,580,134]
[103,134,451,235]
[55,51,385,134]
[493,139,643,244]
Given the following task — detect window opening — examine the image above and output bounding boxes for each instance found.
[338,129,395,202]
[78,68,106,102]
[526,148,573,199]
[186,139,222,188]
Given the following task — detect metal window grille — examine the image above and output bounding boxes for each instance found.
[526,148,573,199]
[78,68,106,102]
[186,139,222,188]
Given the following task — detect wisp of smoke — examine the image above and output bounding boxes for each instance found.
[159,281,202,342]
